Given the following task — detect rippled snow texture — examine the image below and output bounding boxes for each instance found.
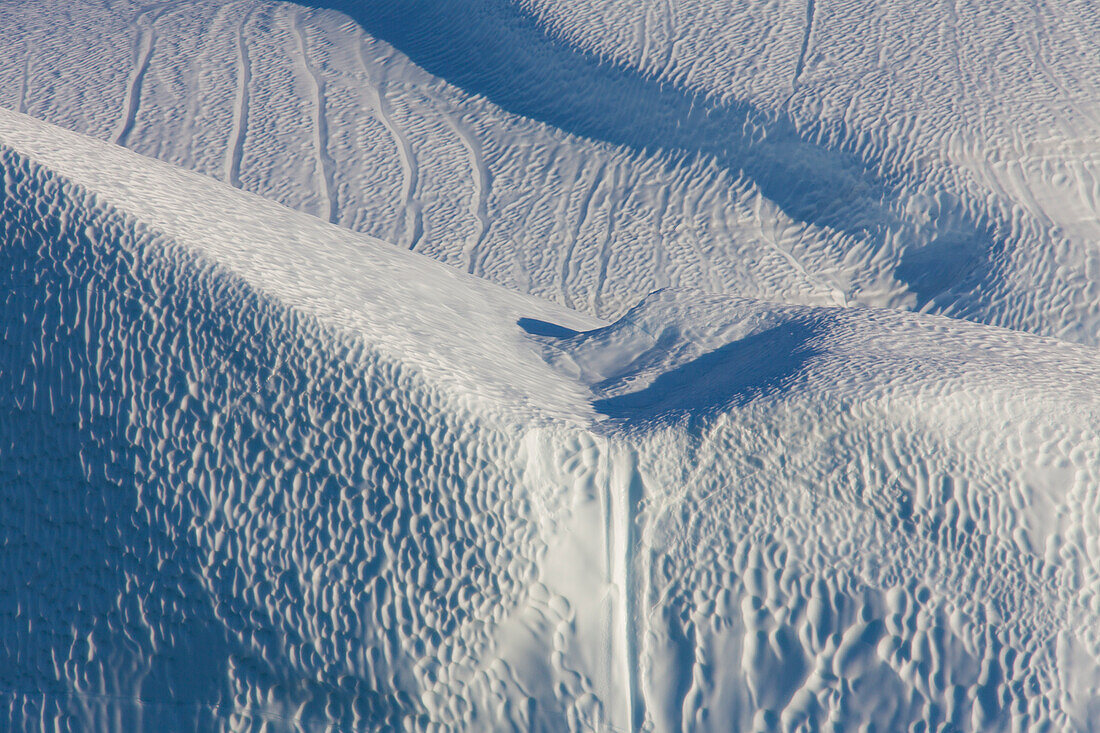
[2,110,1100,730]
[5,0,1100,341]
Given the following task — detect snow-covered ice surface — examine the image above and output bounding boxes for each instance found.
[4,0,1100,340]
[3,0,1100,730]
[3,108,1100,730]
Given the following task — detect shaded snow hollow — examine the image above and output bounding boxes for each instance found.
[3,108,1100,731]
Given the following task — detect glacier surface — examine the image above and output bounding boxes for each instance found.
[2,0,1100,730]
[4,0,1100,338]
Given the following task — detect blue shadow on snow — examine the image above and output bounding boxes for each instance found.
[592,320,821,422]
[304,0,1002,304]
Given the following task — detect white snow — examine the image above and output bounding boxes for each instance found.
[5,0,1100,340]
[2,0,1100,730]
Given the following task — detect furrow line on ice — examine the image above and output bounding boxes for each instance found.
[753,192,846,304]
[15,44,31,116]
[291,9,338,224]
[114,11,160,146]
[356,43,423,250]
[592,165,625,316]
[610,446,645,732]
[561,159,606,309]
[792,0,816,89]
[440,108,492,274]
[224,4,253,189]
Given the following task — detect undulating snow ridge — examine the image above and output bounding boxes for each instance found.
[0,108,617,730]
[3,110,1100,730]
[5,0,1100,342]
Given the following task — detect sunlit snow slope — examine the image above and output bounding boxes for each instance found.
[4,0,1100,340]
[3,109,1100,731]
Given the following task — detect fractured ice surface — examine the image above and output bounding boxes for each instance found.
[2,108,1100,730]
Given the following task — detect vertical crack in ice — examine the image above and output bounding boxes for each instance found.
[591,165,625,316]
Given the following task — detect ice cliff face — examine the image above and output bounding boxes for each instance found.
[3,110,1100,730]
